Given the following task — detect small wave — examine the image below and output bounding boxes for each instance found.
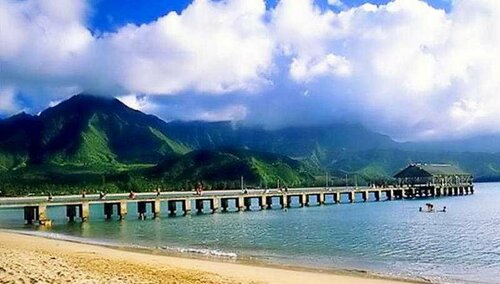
[5,229,238,260]
[5,229,117,247]
[160,245,237,259]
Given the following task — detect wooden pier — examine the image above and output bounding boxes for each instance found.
[0,183,473,226]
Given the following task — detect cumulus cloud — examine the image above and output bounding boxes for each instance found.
[269,0,500,140]
[86,0,273,95]
[0,0,499,140]
[0,0,273,103]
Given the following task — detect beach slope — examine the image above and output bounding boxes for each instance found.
[0,231,414,284]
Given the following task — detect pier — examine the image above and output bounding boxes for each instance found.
[0,183,473,226]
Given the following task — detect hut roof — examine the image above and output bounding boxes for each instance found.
[394,164,471,178]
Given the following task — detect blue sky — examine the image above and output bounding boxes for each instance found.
[88,0,451,33]
[0,0,498,141]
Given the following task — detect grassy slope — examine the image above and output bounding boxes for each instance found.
[149,149,316,188]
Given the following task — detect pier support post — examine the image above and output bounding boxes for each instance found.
[210,198,219,213]
[301,194,307,207]
[137,201,147,220]
[104,203,113,220]
[168,200,177,216]
[153,199,161,218]
[66,205,77,222]
[409,188,416,198]
[195,199,204,214]
[266,196,273,209]
[37,204,51,225]
[183,199,191,215]
[80,202,89,222]
[24,206,37,225]
[243,197,252,211]
[334,193,340,204]
[119,201,127,220]
[236,196,245,211]
[280,195,288,208]
[221,198,229,212]
[470,186,474,194]
[260,196,268,210]
[386,190,393,200]
[349,192,355,203]
[399,189,405,199]
[374,191,380,201]
[318,193,325,205]
[362,191,368,202]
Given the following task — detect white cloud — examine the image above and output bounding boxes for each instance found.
[0,0,93,87]
[196,105,248,121]
[327,0,345,8]
[86,0,274,95]
[0,0,273,99]
[0,86,19,115]
[1,0,500,140]
[271,0,500,140]
[290,53,351,82]
[117,94,159,113]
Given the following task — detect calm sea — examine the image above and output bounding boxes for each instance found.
[1,183,499,283]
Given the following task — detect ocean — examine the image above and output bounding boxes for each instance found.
[1,183,499,283]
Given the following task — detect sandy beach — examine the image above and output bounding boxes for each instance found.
[0,231,419,284]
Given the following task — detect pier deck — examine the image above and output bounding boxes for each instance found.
[0,184,474,225]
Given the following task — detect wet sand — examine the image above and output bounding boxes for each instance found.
[0,231,420,284]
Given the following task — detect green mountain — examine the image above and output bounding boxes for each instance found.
[0,94,191,168]
[0,112,42,170]
[0,95,320,195]
[149,148,317,188]
[2,93,500,196]
[0,94,398,169]
[162,121,397,158]
[324,149,500,183]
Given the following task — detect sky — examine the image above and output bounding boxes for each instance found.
[0,0,499,141]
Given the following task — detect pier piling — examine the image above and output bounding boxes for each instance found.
[6,183,475,225]
[182,199,191,215]
[66,205,77,222]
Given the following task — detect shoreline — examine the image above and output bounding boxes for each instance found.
[0,229,427,284]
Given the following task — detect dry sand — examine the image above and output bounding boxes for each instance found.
[0,231,419,284]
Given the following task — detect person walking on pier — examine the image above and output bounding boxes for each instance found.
[99,191,106,200]
[128,190,136,199]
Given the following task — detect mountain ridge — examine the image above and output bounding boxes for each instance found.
[1,93,500,196]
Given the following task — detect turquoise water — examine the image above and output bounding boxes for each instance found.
[1,183,499,283]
